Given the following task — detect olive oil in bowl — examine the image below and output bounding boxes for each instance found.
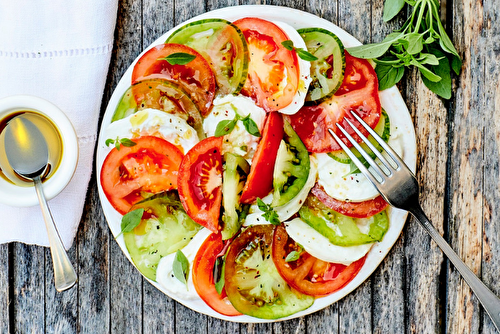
[0,110,63,186]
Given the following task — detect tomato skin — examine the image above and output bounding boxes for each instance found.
[178,136,223,232]
[131,43,216,116]
[234,17,300,112]
[100,136,184,215]
[192,233,241,316]
[286,51,381,153]
[272,225,366,297]
[311,184,388,218]
[240,112,284,204]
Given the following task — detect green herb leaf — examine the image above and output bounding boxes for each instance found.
[257,198,280,225]
[281,40,318,61]
[105,138,114,147]
[405,33,424,55]
[376,63,405,91]
[285,250,303,262]
[120,138,137,147]
[346,40,395,59]
[296,48,318,61]
[383,0,406,21]
[116,208,145,238]
[241,115,261,137]
[173,250,190,287]
[421,47,452,99]
[214,119,237,137]
[214,257,225,295]
[160,52,197,65]
[281,40,294,51]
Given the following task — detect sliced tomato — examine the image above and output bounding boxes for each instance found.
[240,112,284,204]
[131,43,216,116]
[233,17,300,112]
[224,225,314,319]
[192,232,241,316]
[272,225,366,297]
[311,183,388,218]
[178,136,223,232]
[100,136,184,215]
[286,51,381,153]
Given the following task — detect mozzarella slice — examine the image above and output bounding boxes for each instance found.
[156,228,212,301]
[284,218,373,266]
[105,108,199,154]
[273,20,312,116]
[203,94,266,161]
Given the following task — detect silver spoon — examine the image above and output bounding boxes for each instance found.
[4,116,77,291]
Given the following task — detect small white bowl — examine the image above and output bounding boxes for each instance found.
[0,95,78,207]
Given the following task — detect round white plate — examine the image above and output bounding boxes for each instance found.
[96,5,416,323]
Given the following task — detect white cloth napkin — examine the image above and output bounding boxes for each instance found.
[0,0,118,249]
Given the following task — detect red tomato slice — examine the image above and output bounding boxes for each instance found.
[233,17,300,112]
[272,225,366,297]
[192,233,241,316]
[286,51,381,153]
[100,136,184,215]
[311,184,388,218]
[178,136,223,232]
[240,112,284,204]
[131,43,216,116]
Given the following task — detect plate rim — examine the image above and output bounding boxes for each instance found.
[96,4,417,323]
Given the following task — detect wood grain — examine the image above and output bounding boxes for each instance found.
[0,244,10,334]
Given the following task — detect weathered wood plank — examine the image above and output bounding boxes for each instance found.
[12,243,45,333]
[44,245,78,333]
[306,304,339,334]
[339,280,372,334]
[404,68,447,333]
[481,2,500,331]
[273,316,306,334]
[447,0,485,332]
[0,244,10,334]
[77,181,111,333]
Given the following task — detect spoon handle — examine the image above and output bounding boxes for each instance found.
[33,177,77,292]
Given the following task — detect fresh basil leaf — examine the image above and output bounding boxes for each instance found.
[296,48,318,61]
[214,119,237,137]
[417,53,440,66]
[173,250,189,287]
[347,40,394,59]
[451,54,462,75]
[383,0,406,21]
[115,139,121,151]
[120,138,137,147]
[242,115,261,137]
[415,62,442,82]
[421,54,452,99]
[376,63,405,91]
[285,250,302,262]
[105,138,114,147]
[161,52,197,65]
[116,208,145,238]
[405,33,424,55]
[256,198,280,225]
[281,40,294,51]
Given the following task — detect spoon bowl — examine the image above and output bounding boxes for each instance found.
[4,116,77,292]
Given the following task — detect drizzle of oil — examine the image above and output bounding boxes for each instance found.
[0,110,63,186]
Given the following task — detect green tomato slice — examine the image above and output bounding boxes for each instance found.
[272,120,310,207]
[298,28,345,104]
[298,195,389,247]
[167,19,249,95]
[123,191,203,281]
[112,79,204,139]
[221,152,251,240]
[224,225,314,319]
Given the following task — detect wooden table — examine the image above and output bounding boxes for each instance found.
[2,0,499,333]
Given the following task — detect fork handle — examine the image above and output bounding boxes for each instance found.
[410,204,500,332]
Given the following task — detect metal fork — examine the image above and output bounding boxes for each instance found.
[328,110,500,332]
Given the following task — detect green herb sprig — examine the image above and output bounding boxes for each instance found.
[281,40,318,61]
[173,250,190,288]
[105,137,136,151]
[257,198,280,225]
[347,0,461,99]
[214,111,261,138]
[116,208,145,238]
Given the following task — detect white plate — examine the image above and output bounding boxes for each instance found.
[96,5,416,323]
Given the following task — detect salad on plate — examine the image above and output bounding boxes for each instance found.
[96,6,416,322]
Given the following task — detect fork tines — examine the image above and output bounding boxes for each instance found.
[328,110,404,185]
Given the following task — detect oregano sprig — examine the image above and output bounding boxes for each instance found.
[281,40,318,61]
[347,0,461,99]
[214,112,261,138]
[105,137,136,151]
[257,198,280,225]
